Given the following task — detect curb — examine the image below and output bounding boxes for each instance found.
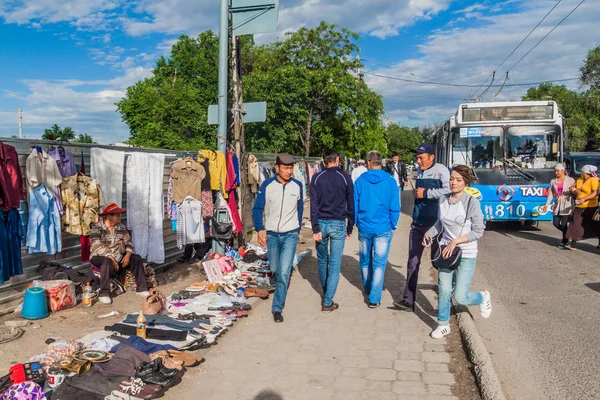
[455,305,507,400]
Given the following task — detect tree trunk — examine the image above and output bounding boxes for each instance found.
[305,107,313,156]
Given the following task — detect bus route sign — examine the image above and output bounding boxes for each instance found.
[460,127,482,138]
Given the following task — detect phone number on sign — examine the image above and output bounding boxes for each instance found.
[484,204,527,218]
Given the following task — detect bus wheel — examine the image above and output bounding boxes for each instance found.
[521,220,537,227]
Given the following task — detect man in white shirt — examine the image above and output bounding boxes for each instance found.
[352,160,367,182]
[385,152,407,208]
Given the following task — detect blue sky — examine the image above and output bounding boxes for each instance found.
[0,0,598,144]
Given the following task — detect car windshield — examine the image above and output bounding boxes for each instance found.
[452,126,503,168]
[572,157,600,174]
[507,126,560,168]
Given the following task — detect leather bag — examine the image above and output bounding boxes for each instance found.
[141,288,166,315]
[431,196,472,271]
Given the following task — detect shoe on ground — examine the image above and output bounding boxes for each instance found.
[393,299,414,312]
[321,303,339,313]
[99,296,112,304]
[136,291,150,298]
[480,290,492,319]
[431,325,451,339]
[368,303,380,308]
[272,311,284,323]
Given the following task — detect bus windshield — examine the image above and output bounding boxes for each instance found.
[451,126,503,168]
[507,126,560,168]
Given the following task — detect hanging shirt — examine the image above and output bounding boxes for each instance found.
[198,150,226,193]
[0,209,24,284]
[177,197,205,248]
[26,148,63,190]
[197,157,212,191]
[0,142,26,210]
[48,147,77,178]
[26,184,62,255]
[61,175,104,236]
[171,158,205,203]
[90,221,134,262]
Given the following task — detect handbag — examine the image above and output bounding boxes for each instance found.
[141,288,166,315]
[593,207,600,222]
[212,209,233,241]
[431,196,472,271]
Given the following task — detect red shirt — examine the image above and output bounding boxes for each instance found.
[0,142,26,210]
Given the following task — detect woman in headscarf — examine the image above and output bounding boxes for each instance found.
[540,163,576,248]
[564,165,600,250]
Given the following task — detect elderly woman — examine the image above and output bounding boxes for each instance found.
[565,165,600,250]
[541,163,576,248]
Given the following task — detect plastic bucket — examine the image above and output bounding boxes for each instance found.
[21,287,49,319]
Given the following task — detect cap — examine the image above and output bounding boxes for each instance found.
[99,203,127,216]
[415,144,435,155]
[276,153,295,166]
[357,160,365,165]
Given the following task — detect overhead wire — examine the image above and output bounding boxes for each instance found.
[470,0,564,100]
[506,0,587,73]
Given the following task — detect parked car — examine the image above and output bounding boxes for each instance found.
[563,152,600,176]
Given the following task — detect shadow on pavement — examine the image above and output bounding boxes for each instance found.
[254,390,283,400]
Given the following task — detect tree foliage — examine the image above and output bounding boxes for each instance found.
[72,133,97,144]
[42,124,75,141]
[581,46,600,90]
[385,124,431,162]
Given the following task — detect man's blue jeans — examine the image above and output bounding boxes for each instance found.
[315,220,347,307]
[437,257,483,324]
[267,231,299,313]
[358,231,392,304]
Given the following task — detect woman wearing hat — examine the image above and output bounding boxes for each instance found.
[564,165,600,250]
[540,163,576,248]
[90,203,149,304]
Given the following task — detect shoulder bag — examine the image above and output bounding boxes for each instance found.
[431,195,473,271]
[142,288,166,315]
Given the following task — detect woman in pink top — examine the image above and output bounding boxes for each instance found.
[541,163,575,248]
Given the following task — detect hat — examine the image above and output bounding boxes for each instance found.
[415,144,435,155]
[99,203,127,216]
[357,160,365,165]
[276,153,295,166]
[581,165,598,175]
[554,163,565,171]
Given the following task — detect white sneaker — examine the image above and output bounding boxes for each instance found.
[431,325,451,339]
[136,291,150,298]
[98,296,112,304]
[480,290,492,319]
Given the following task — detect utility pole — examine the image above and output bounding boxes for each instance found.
[217,0,229,154]
[18,107,23,138]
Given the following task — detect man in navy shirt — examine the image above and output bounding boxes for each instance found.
[310,151,354,313]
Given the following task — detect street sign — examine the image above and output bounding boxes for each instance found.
[231,0,279,36]
[208,102,267,125]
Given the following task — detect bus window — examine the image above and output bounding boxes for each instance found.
[451,127,503,168]
[507,126,560,168]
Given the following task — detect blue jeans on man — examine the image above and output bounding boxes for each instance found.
[437,257,482,324]
[315,220,347,307]
[266,231,299,312]
[358,231,393,304]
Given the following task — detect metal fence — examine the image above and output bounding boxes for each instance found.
[0,138,188,315]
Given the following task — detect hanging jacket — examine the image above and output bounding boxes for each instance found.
[0,142,26,210]
[27,184,62,255]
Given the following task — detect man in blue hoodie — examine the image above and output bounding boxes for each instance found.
[354,150,400,308]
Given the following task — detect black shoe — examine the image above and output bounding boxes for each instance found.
[368,303,380,308]
[273,311,284,323]
[393,299,415,312]
[136,359,160,377]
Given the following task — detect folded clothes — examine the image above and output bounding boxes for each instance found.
[109,335,178,355]
[122,314,209,330]
[94,345,150,378]
[104,324,188,341]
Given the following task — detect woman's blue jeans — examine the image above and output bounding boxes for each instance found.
[437,257,482,324]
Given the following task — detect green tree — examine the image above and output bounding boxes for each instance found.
[244,22,386,157]
[581,46,600,90]
[42,124,76,141]
[386,124,423,162]
[72,133,97,144]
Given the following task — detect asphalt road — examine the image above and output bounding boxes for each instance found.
[471,221,600,400]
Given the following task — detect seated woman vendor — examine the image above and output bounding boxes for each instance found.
[90,203,149,304]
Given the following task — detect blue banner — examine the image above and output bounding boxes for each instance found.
[465,184,553,221]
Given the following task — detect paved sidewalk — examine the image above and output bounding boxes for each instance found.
[169,219,456,400]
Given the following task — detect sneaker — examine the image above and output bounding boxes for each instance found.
[321,303,339,313]
[272,311,284,323]
[99,296,112,304]
[480,290,492,319]
[368,303,380,308]
[393,299,414,312]
[430,325,451,339]
[136,291,150,298]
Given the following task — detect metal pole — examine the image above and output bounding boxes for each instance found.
[18,107,23,138]
[217,0,229,153]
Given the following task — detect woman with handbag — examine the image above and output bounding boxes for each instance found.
[423,165,491,339]
[564,165,600,250]
[540,163,576,248]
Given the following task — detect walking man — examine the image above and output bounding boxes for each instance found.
[386,152,407,208]
[352,160,367,182]
[395,144,450,311]
[253,154,303,323]
[354,151,400,308]
[310,151,354,313]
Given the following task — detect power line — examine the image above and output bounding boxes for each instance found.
[363,71,579,88]
[471,0,564,100]
[506,0,587,73]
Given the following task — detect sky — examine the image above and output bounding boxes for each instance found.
[0,0,598,144]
